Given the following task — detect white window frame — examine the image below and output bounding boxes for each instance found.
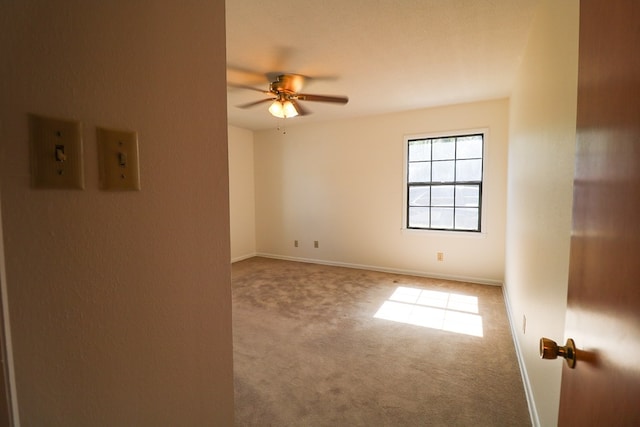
[402,128,489,235]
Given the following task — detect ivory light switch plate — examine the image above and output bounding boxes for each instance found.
[97,127,140,191]
[29,114,84,189]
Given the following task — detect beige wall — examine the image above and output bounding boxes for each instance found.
[228,126,257,261]
[504,0,579,425]
[251,99,509,284]
[0,1,234,425]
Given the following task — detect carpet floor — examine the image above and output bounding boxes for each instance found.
[232,257,530,426]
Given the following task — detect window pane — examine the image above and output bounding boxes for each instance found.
[409,186,430,206]
[456,135,483,159]
[432,138,455,160]
[456,159,482,181]
[455,208,479,230]
[431,207,454,228]
[455,185,479,207]
[408,162,431,182]
[409,140,431,161]
[432,186,454,206]
[409,207,430,228]
[432,160,455,182]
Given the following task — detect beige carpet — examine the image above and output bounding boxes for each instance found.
[232,257,530,426]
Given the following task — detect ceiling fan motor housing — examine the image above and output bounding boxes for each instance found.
[270,74,305,95]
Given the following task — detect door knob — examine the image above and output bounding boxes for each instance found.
[539,337,576,368]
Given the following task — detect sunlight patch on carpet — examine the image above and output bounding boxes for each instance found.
[374,287,483,337]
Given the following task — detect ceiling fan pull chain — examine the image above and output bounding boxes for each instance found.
[276,120,287,135]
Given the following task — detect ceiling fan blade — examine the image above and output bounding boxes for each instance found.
[237,98,275,109]
[290,99,310,116]
[226,64,270,83]
[228,83,271,94]
[297,93,349,104]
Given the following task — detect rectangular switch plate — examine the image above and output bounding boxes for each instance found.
[96,127,140,191]
[29,114,84,189]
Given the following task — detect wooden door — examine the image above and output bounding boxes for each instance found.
[558,0,640,425]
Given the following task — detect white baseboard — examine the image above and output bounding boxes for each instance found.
[231,252,257,263]
[252,252,503,286]
[502,284,540,427]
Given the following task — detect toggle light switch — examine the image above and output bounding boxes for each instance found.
[97,127,140,191]
[55,145,66,162]
[29,114,84,189]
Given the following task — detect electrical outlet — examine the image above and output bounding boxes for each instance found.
[294,240,298,247]
[437,252,444,261]
[314,240,319,248]
[523,315,527,334]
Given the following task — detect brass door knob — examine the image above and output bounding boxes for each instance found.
[539,337,577,368]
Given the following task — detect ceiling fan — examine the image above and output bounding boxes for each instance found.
[229,73,349,119]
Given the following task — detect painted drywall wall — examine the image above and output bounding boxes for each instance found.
[0,1,234,425]
[504,0,579,425]
[229,125,257,261]
[253,99,509,284]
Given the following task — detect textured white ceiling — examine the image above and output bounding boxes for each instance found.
[226,0,539,130]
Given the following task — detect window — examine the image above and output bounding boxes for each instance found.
[406,133,483,232]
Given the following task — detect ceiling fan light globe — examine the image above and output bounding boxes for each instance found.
[268,100,284,118]
[268,100,298,119]
[282,100,299,118]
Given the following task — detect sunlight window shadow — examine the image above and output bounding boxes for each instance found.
[374,286,483,337]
